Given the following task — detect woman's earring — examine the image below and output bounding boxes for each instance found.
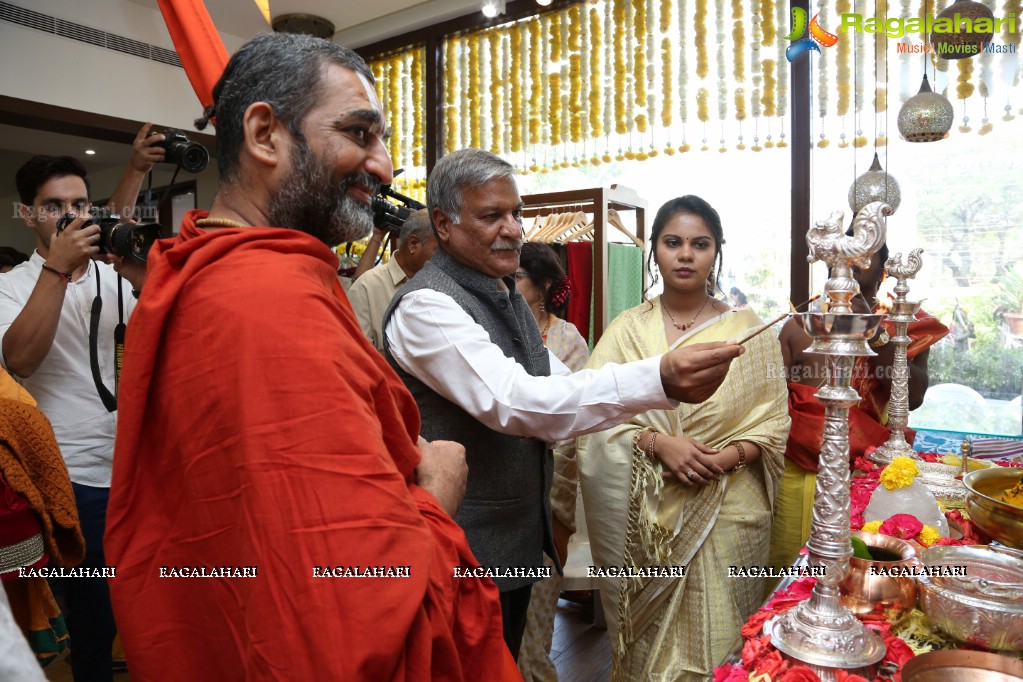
[539,300,545,314]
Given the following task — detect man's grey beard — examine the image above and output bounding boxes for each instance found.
[267,139,377,246]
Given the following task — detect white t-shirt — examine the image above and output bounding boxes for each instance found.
[0,252,135,487]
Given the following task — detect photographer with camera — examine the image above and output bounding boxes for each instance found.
[348,208,437,351]
[0,121,165,682]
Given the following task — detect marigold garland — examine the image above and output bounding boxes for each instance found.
[550,71,562,145]
[388,57,401,168]
[750,0,762,118]
[510,24,523,152]
[957,58,975,100]
[528,20,542,145]
[443,39,458,153]
[468,35,478,150]
[569,4,584,143]
[697,87,710,122]
[460,36,471,149]
[716,0,727,121]
[488,32,502,154]
[762,59,777,116]
[603,1,615,145]
[836,0,851,116]
[732,0,745,83]
[589,7,603,139]
[633,0,647,132]
[678,0,689,124]
[559,12,571,156]
[775,0,787,119]
[734,87,747,121]
[662,38,673,128]
[760,0,775,46]
[614,0,628,134]
[875,0,888,114]
[411,50,424,167]
[695,0,709,78]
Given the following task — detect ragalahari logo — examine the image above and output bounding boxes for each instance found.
[786,7,840,62]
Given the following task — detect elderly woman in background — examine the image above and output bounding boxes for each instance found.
[578,196,790,680]
[515,241,588,681]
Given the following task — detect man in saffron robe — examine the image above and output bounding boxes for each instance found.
[105,33,518,681]
[770,241,949,569]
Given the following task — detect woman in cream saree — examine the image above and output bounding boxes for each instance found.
[578,196,790,681]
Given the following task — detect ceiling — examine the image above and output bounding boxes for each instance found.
[1,0,488,201]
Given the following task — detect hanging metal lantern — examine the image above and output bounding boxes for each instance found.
[931,0,995,59]
[897,74,955,142]
[849,153,902,215]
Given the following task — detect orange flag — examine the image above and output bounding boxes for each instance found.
[157,0,229,112]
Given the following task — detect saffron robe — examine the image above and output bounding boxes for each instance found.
[106,210,518,681]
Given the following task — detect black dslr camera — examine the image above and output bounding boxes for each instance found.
[372,185,425,234]
[56,213,161,263]
[154,128,209,173]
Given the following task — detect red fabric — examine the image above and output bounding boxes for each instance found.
[565,242,593,345]
[0,473,47,580]
[106,211,518,681]
[157,0,229,111]
[785,383,895,472]
[785,311,948,472]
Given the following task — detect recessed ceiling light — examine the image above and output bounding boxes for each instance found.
[85,149,96,155]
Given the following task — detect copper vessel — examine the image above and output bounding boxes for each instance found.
[902,649,1023,681]
[839,531,918,618]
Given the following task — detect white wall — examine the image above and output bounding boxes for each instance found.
[0,0,254,131]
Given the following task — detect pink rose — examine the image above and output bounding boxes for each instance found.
[741,634,772,669]
[882,636,915,669]
[879,513,923,540]
[835,673,870,682]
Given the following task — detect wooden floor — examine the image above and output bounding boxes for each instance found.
[44,598,613,682]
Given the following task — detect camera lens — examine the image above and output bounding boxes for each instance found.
[178,144,209,173]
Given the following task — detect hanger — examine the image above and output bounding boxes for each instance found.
[550,211,589,243]
[607,208,644,248]
[563,222,594,242]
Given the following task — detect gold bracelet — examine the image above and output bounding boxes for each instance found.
[727,441,746,472]
[870,329,890,348]
[646,432,658,460]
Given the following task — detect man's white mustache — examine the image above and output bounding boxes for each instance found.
[492,239,523,251]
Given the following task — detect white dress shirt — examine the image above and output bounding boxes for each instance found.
[385,288,674,442]
[0,252,135,487]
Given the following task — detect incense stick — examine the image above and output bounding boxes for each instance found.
[735,295,821,345]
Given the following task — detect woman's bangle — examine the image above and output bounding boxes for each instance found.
[727,441,746,473]
[870,329,890,348]
[41,263,73,284]
[646,432,658,460]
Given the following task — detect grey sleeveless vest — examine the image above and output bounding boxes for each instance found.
[382,248,556,591]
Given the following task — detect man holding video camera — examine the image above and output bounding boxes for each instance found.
[0,122,164,682]
[348,208,437,351]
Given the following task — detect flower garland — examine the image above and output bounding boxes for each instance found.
[443,42,458,154]
[539,15,551,148]
[732,0,745,84]
[501,33,513,160]
[662,38,674,129]
[614,0,628,135]
[836,0,851,117]
[411,50,424,167]
[569,4,583,144]
[488,32,501,155]
[589,7,603,141]
[644,0,657,154]
[957,58,975,100]
[528,19,542,146]
[603,0,614,160]
[762,60,777,117]
[510,24,523,153]
[1002,0,1020,119]
[696,0,709,78]
[460,36,471,149]
[760,0,775,46]
[716,0,728,125]
[560,12,571,165]
[698,87,710,123]
[854,0,866,147]
[751,0,762,120]
[630,0,646,134]
[816,0,829,147]
[388,56,402,168]
[678,0,690,150]
[775,0,787,147]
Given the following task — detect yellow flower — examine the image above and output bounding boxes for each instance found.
[861,520,883,534]
[917,526,941,546]
[880,456,920,491]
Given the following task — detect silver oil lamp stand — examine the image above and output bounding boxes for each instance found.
[870,249,923,465]
[766,202,888,679]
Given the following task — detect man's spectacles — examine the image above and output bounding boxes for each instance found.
[512,271,530,280]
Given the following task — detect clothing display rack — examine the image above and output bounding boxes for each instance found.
[521,185,648,345]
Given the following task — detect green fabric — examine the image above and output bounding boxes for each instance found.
[608,243,643,323]
[26,613,69,667]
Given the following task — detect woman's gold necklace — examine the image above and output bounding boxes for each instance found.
[664,296,711,331]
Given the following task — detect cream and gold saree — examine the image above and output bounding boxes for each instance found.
[579,299,790,681]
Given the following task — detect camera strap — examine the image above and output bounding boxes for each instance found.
[88,264,125,413]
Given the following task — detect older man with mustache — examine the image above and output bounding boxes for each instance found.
[383,148,744,657]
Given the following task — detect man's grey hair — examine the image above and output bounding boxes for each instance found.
[200,33,373,183]
[397,209,434,249]
[426,148,516,224]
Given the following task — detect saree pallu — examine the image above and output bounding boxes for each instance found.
[579,301,790,681]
